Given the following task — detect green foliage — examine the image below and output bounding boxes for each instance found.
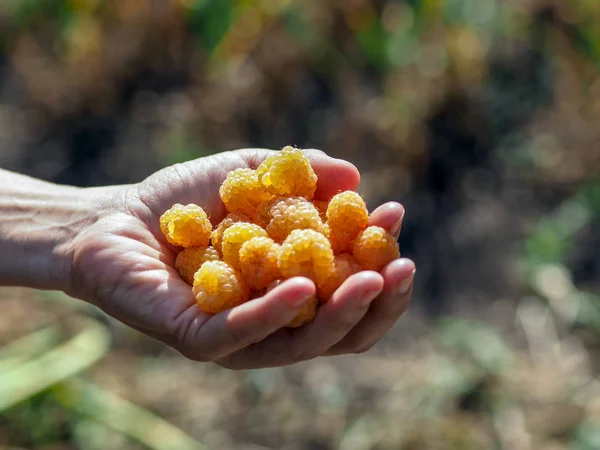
[55,380,206,450]
[0,307,204,449]
[572,422,600,450]
[185,0,234,53]
[0,318,110,411]
[525,181,600,267]
[1,391,68,446]
[354,17,390,72]
[4,0,73,29]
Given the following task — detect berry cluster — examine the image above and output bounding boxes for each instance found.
[159,146,400,327]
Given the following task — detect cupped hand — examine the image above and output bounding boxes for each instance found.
[67,149,416,369]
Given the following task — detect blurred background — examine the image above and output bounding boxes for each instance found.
[1,0,599,448]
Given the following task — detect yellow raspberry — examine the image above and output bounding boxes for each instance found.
[159,203,212,248]
[317,254,362,302]
[219,168,273,216]
[287,296,318,328]
[278,229,334,287]
[222,222,268,270]
[175,246,220,285]
[266,197,326,243]
[193,261,249,314]
[211,213,251,256]
[239,237,281,290]
[256,146,318,199]
[313,200,329,221]
[353,226,400,271]
[267,280,319,328]
[326,191,369,254]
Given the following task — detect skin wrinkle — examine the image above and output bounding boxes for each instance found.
[103,272,174,332]
[218,314,256,355]
[144,280,193,333]
[0,187,90,290]
[148,287,197,335]
[93,258,132,304]
[2,203,87,232]
[136,167,185,221]
[108,237,169,267]
[178,311,217,360]
[75,239,135,302]
[88,216,164,256]
[142,279,200,333]
[115,187,155,229]
[126,222,170,254]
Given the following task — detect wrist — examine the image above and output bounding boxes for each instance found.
[0,170,108,292]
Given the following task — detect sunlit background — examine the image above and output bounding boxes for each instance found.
[1,0,600,448]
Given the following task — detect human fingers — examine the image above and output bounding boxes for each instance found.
[325,258,415,356]
[173,277,316,362]
[216,271,384,369]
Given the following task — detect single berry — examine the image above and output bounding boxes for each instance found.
[160,203,212,248]
[219,168,273,216]
[266,197,326,243]
[222,222,268,270]
[267,280,319,328]
[326,191,369,254]
[317,253,362,302]
[353,226,400,271]
[278,229,334,287]
[211,213,251,256]
[239,237,281,290]
[287,296,318,328]
[175,246,220,285]
[193,261,249,314]
[256,146,318,199]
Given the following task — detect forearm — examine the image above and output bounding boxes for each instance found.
[0,168,94,291]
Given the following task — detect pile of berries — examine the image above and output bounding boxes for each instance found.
[159,146,400,327]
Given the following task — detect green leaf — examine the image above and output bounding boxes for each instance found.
[0,318,110,411]
[55,379,207,450]
[0,326,62,373]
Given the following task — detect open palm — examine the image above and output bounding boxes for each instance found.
[68,149,415,369]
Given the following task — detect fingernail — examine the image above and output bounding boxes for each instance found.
[397,270,415,295]
[391,215,403,237]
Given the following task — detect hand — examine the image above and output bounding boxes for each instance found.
[67,149,416,369]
